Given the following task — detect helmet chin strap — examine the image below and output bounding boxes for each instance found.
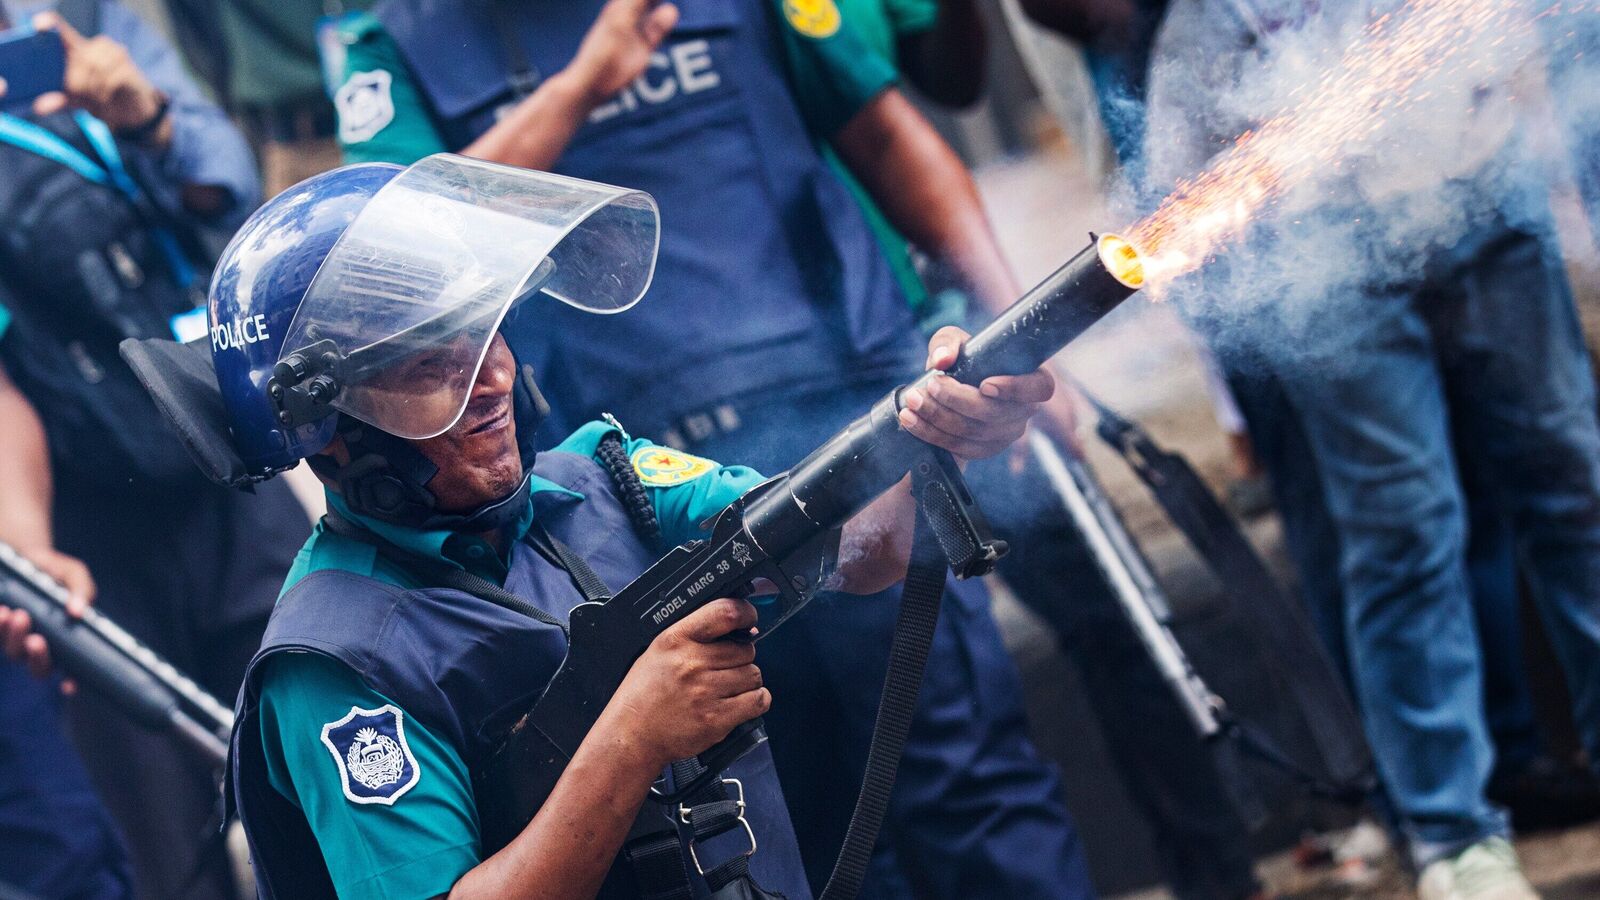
[314,361,550,533]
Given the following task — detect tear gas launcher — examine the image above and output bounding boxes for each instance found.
[477,235,1148,848]
[0,540,233,767]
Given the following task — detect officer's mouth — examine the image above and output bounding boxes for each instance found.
[462,396,513,436]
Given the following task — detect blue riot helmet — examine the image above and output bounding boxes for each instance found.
[122,154,659,525]
[209,161,405,475]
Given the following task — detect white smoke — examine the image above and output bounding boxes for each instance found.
[1127,0,1599,373]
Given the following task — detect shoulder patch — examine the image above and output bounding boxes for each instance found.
[320,704,421,805]
[335,70,396,144]
[783,0,842,38]
[631,445,714,487]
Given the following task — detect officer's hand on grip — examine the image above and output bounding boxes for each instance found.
[563,0,681,108]
[0,545,94,692]
[30,12,170,144]
[898,326,1057,461]
[606,597,769,768]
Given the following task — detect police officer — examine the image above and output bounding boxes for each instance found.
[325,3,1095,895]
[106,154,1057,899]
[0,3,309,897]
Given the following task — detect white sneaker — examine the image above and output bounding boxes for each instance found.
[1417,837,1540,900]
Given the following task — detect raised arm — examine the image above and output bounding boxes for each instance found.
[462,0,679,170]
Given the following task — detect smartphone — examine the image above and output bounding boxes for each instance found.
[0,28,65,109]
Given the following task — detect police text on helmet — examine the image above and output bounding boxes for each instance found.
[211,314,271,352]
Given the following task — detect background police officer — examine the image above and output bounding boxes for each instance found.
[324,2,1096,895]
[0,3,309,897]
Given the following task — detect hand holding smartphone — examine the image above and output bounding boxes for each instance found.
[0,27,65,109]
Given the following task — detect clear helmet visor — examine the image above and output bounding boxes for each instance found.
[278,154,658,439]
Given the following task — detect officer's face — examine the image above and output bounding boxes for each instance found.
[408,333,524,513]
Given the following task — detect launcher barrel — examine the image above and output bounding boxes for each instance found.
[745,234,1144,554]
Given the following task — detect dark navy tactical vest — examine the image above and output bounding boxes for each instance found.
[228,450,812,899]
[376,0,923,433]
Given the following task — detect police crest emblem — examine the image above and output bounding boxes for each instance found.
[335,70,395,144]
[321,704,421,805]
[631,445,714,487]
[783,0,841,38]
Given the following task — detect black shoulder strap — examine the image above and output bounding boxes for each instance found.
[485,0,544,98]
[321,510,570,637]
[525,525,612,604]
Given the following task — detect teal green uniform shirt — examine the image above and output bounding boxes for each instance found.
[769,0,942,318]
[258,420,764,899]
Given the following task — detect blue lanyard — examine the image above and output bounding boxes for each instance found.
[0,111,198,289]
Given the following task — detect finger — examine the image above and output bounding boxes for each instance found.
[32,91,68,116]
[641,2,679,44]
[706,663,764,697]
[898,406,1017,460]
[924,326,970,371]
[60,678,77,696]
[678,597,759,643]
[33,12,86,49]
[978,370,1056,404]
[912,376,1038,431]
[24,634,51,679]
[901,385,992,440]
[723,686,772,724]
[4,609,33,661]
[0,77,8,100]
[35,556,96,616]
[699,638,758,670]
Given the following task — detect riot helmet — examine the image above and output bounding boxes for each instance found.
[123,154,659,526]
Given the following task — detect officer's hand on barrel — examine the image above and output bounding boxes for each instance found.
[564,0,681,107]
[607,597,769,767]
[30,13,170,144]
[898,326,1056,461]
[0,546,94,692]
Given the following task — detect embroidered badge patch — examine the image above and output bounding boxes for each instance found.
[335,70,395,144]
[783,0,841,38]
[631,445,714,487]
[320,705,421,805]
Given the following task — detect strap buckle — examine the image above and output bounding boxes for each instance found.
[679,777,757,876]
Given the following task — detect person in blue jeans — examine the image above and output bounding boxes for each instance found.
[1147,2,1600,897]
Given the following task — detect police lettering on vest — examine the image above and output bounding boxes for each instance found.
[586,40,721,124]
[210,313,271,352]
[376,0,923,437]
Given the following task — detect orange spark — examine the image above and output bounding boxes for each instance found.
[1125,0,1537,287]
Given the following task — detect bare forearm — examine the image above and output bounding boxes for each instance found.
[462,73,596,171]
[836,476,918,595]
[450,708,661,899]
[900,0,987,107]
[834,92,1020,314]
[0,366,55,549]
